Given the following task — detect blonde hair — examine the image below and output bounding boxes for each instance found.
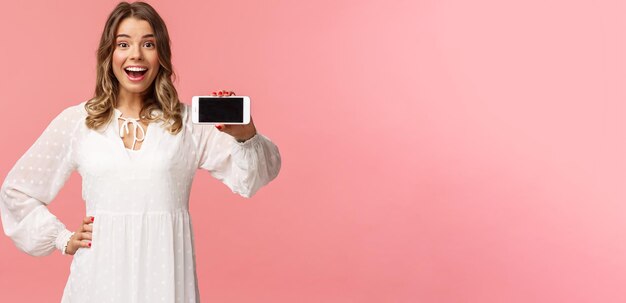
[85,1,183,134]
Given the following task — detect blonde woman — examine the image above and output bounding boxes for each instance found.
[0,1,281,302]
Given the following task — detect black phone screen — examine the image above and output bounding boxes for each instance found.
[198,97,244,123]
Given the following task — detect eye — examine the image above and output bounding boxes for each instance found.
[144,42,155,48]
[117,42,129,48]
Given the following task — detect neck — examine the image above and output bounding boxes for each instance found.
[116,90,147,118]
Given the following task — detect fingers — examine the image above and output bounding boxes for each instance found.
[210,90,236,97]
[83,216,94,224]
[74,238,91,248]
[81,216,93,233]
[72,233,91,249]
[77,216,94,247]
[75,231,92,241]
[83,232,93,241]
[83,223,93,232]
[68,232,91,253]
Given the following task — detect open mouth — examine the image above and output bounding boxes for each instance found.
[124,66,148,80]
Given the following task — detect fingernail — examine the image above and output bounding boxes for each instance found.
[91,216,94,222]
[216,125,223,130]
[88,242,92,247]
[218,92,223,96]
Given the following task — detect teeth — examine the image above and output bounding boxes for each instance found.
[125,67,147,72]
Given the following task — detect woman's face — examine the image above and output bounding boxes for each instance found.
[112,17,160,97]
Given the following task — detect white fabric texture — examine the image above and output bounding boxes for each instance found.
[0,101,281,302]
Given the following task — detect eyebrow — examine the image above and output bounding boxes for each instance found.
[115,34,155,39]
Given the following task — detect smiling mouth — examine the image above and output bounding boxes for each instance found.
[124,67,148,79]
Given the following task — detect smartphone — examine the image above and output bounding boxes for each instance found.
[191,96,251,124]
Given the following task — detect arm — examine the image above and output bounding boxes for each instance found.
[0,106,82,256]
[189,103,281,198]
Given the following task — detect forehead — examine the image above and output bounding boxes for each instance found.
[115,17,154,37]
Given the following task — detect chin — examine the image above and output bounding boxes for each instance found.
[116,79,156,95]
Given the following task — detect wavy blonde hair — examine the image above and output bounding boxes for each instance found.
[85,1,183,134]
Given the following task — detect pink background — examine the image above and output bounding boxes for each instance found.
[1,0,625,302]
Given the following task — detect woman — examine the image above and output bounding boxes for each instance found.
[0,2,281,302]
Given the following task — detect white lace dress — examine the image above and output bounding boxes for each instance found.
[0,101,281,302]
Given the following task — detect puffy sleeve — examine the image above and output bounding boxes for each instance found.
[0,105,83,256]
[187,105,282,198]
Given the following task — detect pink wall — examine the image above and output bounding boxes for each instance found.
[1,0,625,302]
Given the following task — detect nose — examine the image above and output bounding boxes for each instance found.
[129,44,143,61]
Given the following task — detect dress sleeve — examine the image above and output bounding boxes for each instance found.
[189,109,282,198]
[0,106,82,256]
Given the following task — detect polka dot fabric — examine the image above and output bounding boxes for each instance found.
[0,101,281,302]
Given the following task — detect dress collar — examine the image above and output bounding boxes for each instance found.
[113,107,163,120]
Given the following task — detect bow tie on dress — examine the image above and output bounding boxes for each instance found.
[118,116,146,150]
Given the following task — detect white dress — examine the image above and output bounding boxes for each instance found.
[0,101,281,302]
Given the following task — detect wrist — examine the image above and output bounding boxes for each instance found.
[56,229,74,255]
[62,233,74,255]
[236,129,257,143]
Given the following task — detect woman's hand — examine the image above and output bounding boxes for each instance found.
[65,216,93,255]
[211,90,257,142]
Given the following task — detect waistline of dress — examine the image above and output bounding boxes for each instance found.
[87,208,190,216]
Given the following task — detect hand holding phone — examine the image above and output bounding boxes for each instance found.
[192,90,257,142]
